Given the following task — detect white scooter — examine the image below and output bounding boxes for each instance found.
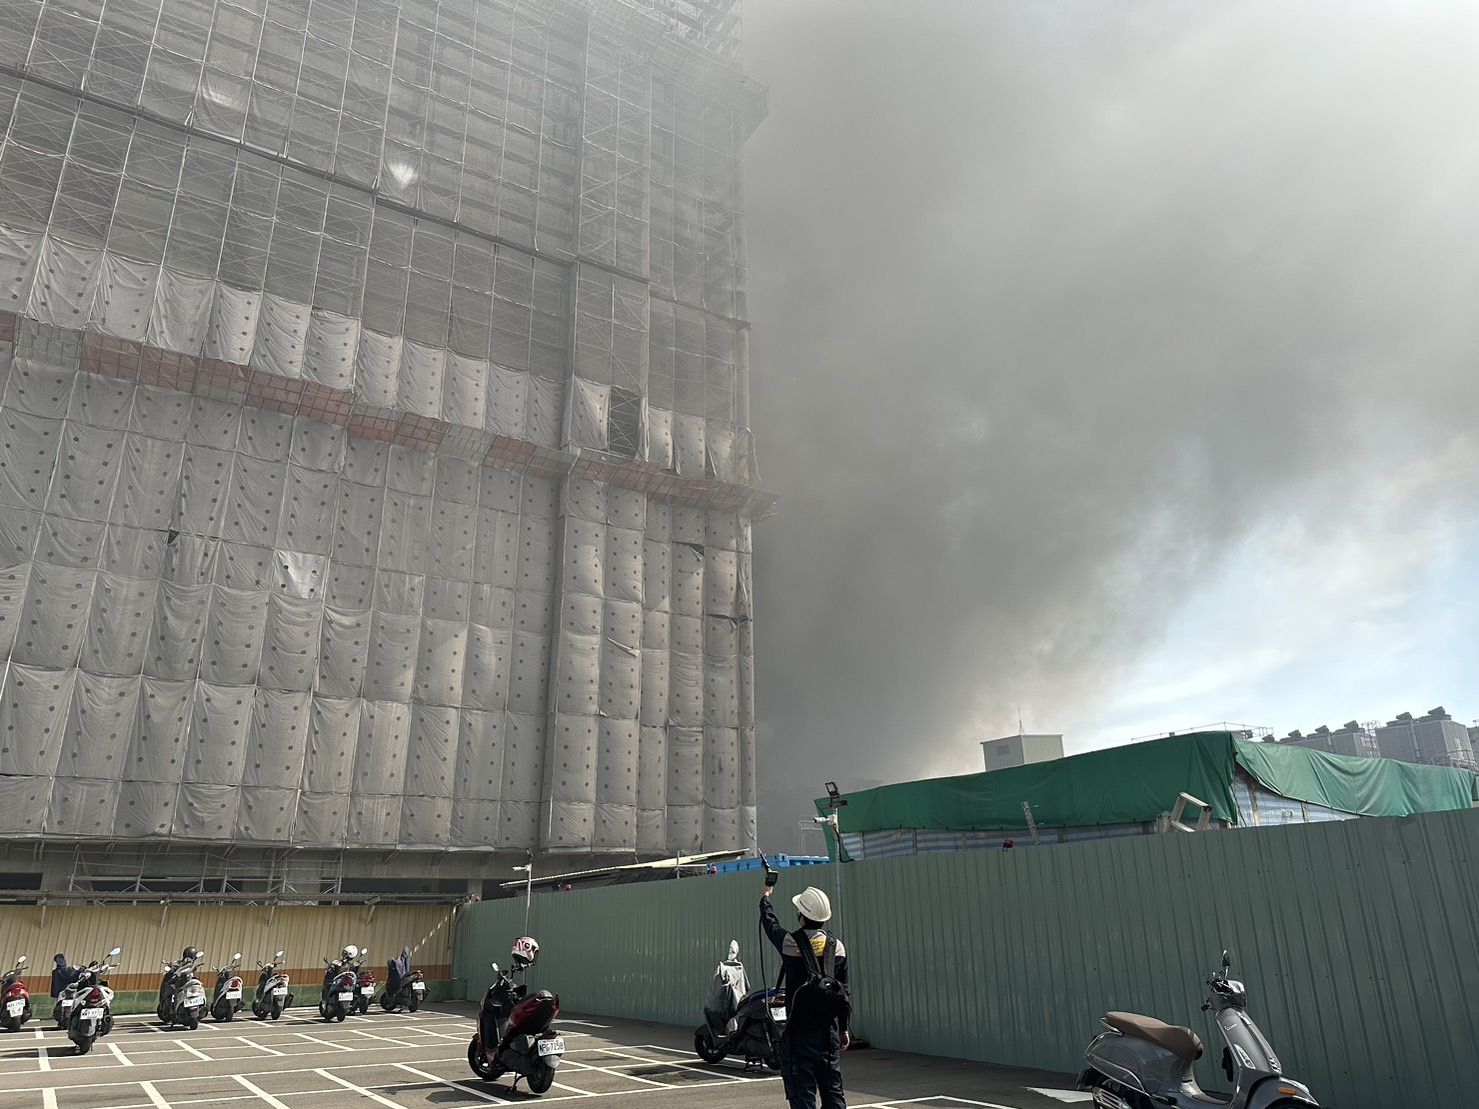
[63,948,121,1055]
[1079,951,1318,1109]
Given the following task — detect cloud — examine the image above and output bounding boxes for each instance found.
[739,0,1479,842]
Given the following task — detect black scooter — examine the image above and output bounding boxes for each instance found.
[467,957,565,1095]
[694,940,785,1070]
[379,948,426,1013]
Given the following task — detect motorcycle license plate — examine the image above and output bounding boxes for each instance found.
[337,992,354,1002]
[272,987,288,997]
[6,1000,23,1016]
[536,1036,564,1057]
[60,999,75,1010]
[769,1006,786,1023]
[360,986,374,995]
[225,990,242,1000]
[81,1008,104,1020]
[412,982,425,992]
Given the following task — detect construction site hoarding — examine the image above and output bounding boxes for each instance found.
[454,808,1479,1109]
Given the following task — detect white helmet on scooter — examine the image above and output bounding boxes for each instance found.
[510,936,539,970]
[341,945,359,962]
[792,887,832,924]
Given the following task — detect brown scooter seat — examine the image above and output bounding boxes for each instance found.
[1105,1012,1204,1061]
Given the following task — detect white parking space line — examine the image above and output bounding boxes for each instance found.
[850,1098,1024,1109]
[315,1067,410,1109]
[231,1075,292,1109]
[33,1028,45,1039]
[139,1080,172,1109]
[106,1042,134,1066]
[559,1020,611,1029]
[41,1088,57,1109]
[392,1062,508,1103]
[173,1038,212,1061]
[234,1035,283,1056]
[292,1031,354,1052]
[1028,1090,1094,1103]
[558,1058,673,1089]
[37,1045,50,1072]
[346,1028,420,1048]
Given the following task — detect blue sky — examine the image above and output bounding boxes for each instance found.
[1073,466,1479,751]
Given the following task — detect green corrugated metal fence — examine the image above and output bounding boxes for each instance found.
[455,809,1479,1109]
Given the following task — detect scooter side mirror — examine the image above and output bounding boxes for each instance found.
[14,956,24,967]
[275,951,285,960]
[232,952,242,961]
[109,947,121,957]
[1221,950,1231,970]
[491,962,500,973]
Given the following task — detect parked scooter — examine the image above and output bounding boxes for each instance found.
[211,953,246,1022]
[319,945,361,1023]
[379,947,426,1013]
[694,940,785,1070]
[353,945,375,1014]
[63,948,121,1054]
[466,937,565,1095]
[157,947,208,1029]
[251,951,293,1021]
[1079,951,1319,1109]
[1,956,30,1031]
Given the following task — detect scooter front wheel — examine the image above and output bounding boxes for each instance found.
[467,1037,504,1080]
[694,1027,727,1065]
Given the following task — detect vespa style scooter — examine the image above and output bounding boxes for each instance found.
[1079,951,1318,1109]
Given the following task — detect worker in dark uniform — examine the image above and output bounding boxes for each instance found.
[761,881,850,1109]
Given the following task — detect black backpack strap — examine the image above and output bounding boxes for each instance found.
[821,935,836,979]
[792,930,821,977]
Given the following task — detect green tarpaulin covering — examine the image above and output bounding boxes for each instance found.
[819,731,1476,838]
[1232,738,1477,818]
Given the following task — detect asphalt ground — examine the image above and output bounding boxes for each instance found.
[0,1003,1091,1109]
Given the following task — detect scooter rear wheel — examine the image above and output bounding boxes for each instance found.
[694,1027,727,1064]
[408,994,420,1013]
[4,1016,19,1033]
[73,1037,92,1055]
[527,1065,555,1095]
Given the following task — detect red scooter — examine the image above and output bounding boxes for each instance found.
[467,937,564,1096]
[353,952,376,1015]
[2,956,30,1031]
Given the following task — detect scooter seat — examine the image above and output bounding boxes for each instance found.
[1105,1012,1204,1061]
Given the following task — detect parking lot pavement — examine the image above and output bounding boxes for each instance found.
[0,1004,1089,1109]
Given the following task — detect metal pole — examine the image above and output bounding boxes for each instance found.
[524,861,533,936]
[830,813,842,933]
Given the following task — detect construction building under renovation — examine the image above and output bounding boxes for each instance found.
[0,0,767,895]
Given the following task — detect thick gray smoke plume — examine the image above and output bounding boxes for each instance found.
[740,0,1479,846]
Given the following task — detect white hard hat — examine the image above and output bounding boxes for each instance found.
[792,886,832,923]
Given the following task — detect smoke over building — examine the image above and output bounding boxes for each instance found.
[0,0,764,893]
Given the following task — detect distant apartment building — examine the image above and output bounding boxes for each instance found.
[1279,722,1378,759]
[1375,709,1476,771]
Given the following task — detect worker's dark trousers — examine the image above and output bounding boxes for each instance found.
[780,1029,846,1109]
